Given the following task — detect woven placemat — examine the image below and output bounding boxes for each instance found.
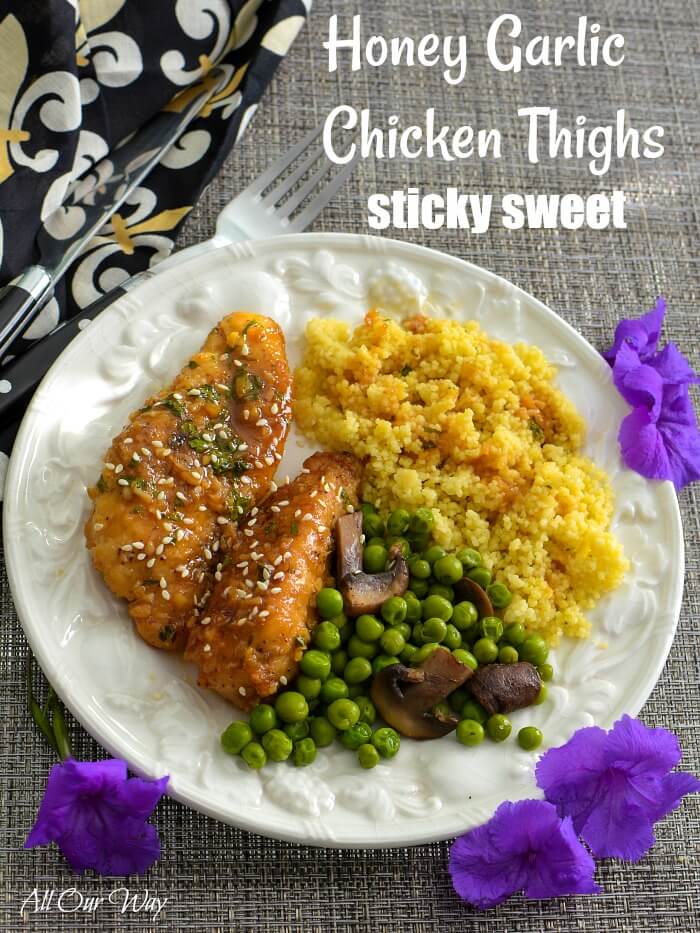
[1,1,698,930]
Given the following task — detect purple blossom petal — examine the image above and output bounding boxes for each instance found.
[537,716,700,862]
[449,800,599,909]
[25,758,168,876]
[618,394,700,491]
[612,343,664,419]
[603,297,666,365]
[650,342,700,386]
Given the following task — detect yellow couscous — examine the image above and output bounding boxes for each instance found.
[293,310,628,642]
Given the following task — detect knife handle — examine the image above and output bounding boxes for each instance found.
[0,285,127,448]
[0,266,54,359]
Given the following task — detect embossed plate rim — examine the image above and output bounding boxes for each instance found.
[4,232,684,848]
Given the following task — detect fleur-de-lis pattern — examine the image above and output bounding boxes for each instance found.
[0,0,309,352]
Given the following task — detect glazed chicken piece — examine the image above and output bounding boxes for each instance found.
[85,312,292,652]
[185,452,361,710]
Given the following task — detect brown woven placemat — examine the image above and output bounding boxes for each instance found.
[2,1,699,930]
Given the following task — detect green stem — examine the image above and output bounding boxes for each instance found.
[47,691,72,762]
[26,656,72,760]
[26,656,58,755]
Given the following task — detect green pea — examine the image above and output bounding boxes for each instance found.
[538,663,554,682]
[249,704,278,735]
[452,601,479,631]
[380,628,406,656]
[336,620,353,643]
[423,544,447,565]
[221,721,253,756]
[327,698,360,731]
[363,512,385,538]
[392,621,412,641]
[355,614,385,642]
[433,700,452,720]
[331,650,349,676]
[241,741,266,769]
[296,674,322,700]
[461,700,488,724]
[433,554,464,585]
[452,648,478,670]
[400,643,419,664]
[412,622,424,643]
[428,583,455,602]
[347,683,364,699]
[261,729,293,761]
[275,691,309,723]
[320,676,349,704]
[486,714,512,742]
[409,508,434,535]
[313,621,341,652]
[293,737,317,767]
[372,654,400,674]
[499,645,519,664]
[448,687,470,713]
[407,532,429,553]
[456,719,485,747]
[360,501,376,519]
[467,566,492,589]
[372,727,401,758]
[518,726,543,751]
[487,582,512,609]
[410,578,429,598]
[404,594,422,622]
[422,617,447,643]
[300,649,331,681]
[412,642,441,663]
[344,657,373,684]
[480,616,503,642]
[456,547,481,570]
[408,557,431,580]
[347,634,378,660]
[386,508,411,535]
[363,544,387,573]
[316,587,344,620]
[534,685,548,705]
[380,596,407,625]
[443,624,462,650]
[340,721,373,750]
[421,594,453,622]
[355,696,376,725]
[309,716,337,747]
[473,637,499,664]
[521,636,549,667]
[366,536,386,548]
[283,720,309,741]
[357,743,380,769]
[504,622,527,646]
[386,536,411,558]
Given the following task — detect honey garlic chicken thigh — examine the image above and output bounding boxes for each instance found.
[185,452,361,710]
[85,312,292,651]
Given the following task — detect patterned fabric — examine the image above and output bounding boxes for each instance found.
[0,0,309,348]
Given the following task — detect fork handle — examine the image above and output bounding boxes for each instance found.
[0,285,126,445]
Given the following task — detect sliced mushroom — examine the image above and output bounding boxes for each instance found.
[453,576,494,618]
[335,512,409,616]
[370,649,474,739]
[468,662,541,715]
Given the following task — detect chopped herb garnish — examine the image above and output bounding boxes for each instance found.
[181,419,197,436]
[227,490,251,521]
[198,384,220,403]
[158,624,176,643]
[529,418,545,442]
[241,320,259,338]
[96,476,108,493]
[400,364,412,376]
[138,404,152,413]
[290,520,299,535]
[233,370,263,401]
[187,360,199,369]
[163,395,186,418]
[257,565,267,582]
[131,506,144,515]
[211,454,248,477]
[142,579,159,585]
[264,520,277,536]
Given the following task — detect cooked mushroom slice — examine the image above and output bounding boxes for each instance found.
[453,576,494,619]
[468,662,541,715]
[370,649,473,739]
[336,513,409,616]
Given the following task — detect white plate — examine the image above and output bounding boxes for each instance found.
[4,233,684,848]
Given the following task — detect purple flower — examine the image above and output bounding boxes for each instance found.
[605,310,700,491]
[536,715,700,862]
[603,296,666,365]
[449,799,599,909]
[25,758,168,875]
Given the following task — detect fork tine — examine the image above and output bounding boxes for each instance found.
[240,125,324,198]
[273,158,334,220]
[260,141,325,208]
[286,155,360,232]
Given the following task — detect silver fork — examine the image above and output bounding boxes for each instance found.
[0,126,358,449]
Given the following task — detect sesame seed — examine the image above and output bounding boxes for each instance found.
[274,453,282,461]
[213,541,220,552]
[200,616,211,625]
[105,462,115,471]
[118,478,129,487]
[214,572,222,582]
[132,541,144,549]
[203,644,211,653]
[245,579,254,589]
[278,500,289,507]
[271,403,278,414]
[183,517,194,526]
[115,464,124,474]
[163,448,172,456]
[204,548,212,560]
[243,410,250,421]
[318,525,327,533]
[217,516,229,525]
[264,456,274,466]
[191,471,202,481]
[155,544,164,556]
[310,491,318,498]
[255,419,266,427]
[132,452,141,463]
[273,556,283,566]
[270,587,281,594]
[238,686,247,696]
[302,513,312,521]
[161,590,171,601]
[259,610,270,618]
[198,505,207,511]
[173,394,183,401]
[157,491,166,501]
[163,522,174,532]
[124,437,133,444]
[147,558,156,568]
[176,530,185,541]
[273,571,284,580]
[301,468,310,474]
[94,522,104,531]
[257,581,268,591]
[120,544,133,552]
[243,529,254,537]
[270,481,278,493]
[176,491,186,502]
[137,553,146,561]
[152,440,163,448]
[163,536,173,545]
[241,344,249,356]
[280,676,288,686]
[188,388,201,397]
[241,476,252,485]
[180,568,189,578]
[155,510,162,520]
[270,505,280,513]
[294,509,302,518]
[247,518,257,527]
[239,443,248,452]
